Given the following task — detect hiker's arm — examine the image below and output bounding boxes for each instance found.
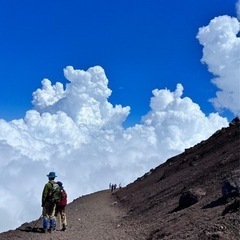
[42,183,50,206]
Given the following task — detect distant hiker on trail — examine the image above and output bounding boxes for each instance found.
[41,171,61,233]
[54,181,67,231]
[111,183,117,193]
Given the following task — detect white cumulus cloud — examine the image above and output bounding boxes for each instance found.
[236,0,240,20]
[197,15,240,116]
[0,65,229,233]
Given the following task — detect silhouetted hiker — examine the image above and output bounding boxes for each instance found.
[55,181,67,231]
[111,183,117,193]
[41,171,61,233]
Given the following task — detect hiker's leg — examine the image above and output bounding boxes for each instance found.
[54,207,60,230]
[43,217,49,231]
[54,206,58,218]
[61,213,66,225]
[42,204,50,230]
[49,203,56,231]
[60,208,67,231]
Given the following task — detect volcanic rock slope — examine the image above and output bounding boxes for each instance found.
[116,118,240,239]
[0,118,239,240]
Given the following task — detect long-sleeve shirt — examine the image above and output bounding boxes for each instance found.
[41,180,55,205]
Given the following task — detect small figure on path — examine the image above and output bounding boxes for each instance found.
[111,183,117,193]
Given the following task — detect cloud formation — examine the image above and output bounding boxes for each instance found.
[197,15,240,116]
[0,65,228,233]
[0,9,239,234]
[236,0,240,20]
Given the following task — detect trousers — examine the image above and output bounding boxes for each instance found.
[42,201,56,230]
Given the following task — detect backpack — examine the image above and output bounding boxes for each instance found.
[58,189,67,207]
[48,182,61,203]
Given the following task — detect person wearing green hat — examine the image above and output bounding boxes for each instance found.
[41,171,61,233]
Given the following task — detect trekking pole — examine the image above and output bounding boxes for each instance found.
[31,215,43,230]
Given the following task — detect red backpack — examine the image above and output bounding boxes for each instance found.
[58,189,67,207]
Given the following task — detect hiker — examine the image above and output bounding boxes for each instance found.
[54,181,67,231]
[111,183,117,193]
[41,171,61,233]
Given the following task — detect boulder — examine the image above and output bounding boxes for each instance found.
[178,188,206,210]
[222,170,240,199]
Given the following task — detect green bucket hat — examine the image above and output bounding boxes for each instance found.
[47,172,57,178]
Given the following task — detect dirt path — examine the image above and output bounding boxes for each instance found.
[63,190,134,240]
[0,190,137,240]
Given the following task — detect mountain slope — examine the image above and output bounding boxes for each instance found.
[0,118,239,240]
[115,118,240,239]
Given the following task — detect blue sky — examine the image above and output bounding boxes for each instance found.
[0,0,239,232]
[0,0,237,126]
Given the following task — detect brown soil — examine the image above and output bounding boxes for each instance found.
[0,118,239,240]
[0,190,135,240]
[115,118,240,240]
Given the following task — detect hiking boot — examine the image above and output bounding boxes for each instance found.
[61,224,66,231]
[41,228,48,233]
[48,227,55,233]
